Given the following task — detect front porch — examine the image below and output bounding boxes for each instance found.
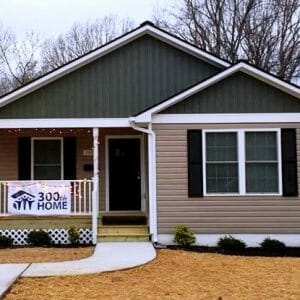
[0,127,150,244]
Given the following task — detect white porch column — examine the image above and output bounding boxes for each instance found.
[92,128,99,245]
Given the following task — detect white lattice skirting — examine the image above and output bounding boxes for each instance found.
[0,228,93,245]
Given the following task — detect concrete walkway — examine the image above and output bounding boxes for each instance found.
[23,242,156,277]
[0,264,28,297]
[0,242,155,297]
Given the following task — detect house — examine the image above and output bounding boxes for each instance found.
[0,21,299,247]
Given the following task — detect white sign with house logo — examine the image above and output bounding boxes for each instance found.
[7,181,71,215]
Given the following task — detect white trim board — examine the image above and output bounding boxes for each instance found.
[104,135,146,212]
[0,118,130,128]
[158,234,300,247]
[152,113,300,124]
[2,114,300,129]
[136,62,300,123]
[0,24,228,110]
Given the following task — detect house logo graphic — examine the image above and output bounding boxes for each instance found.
[11,190,35,211]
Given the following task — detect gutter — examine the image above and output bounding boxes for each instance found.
[129,117,158,243]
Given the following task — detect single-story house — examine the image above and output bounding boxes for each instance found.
[0,21,299,246]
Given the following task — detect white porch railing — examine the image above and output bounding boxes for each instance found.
[0,180,93,216]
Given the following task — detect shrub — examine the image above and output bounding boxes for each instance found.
[27,230,51,246]
[68,227,80,245]
[0,235,13,248]
[217,235,246,254]
[173,224,196,247]
[260,238,286,254]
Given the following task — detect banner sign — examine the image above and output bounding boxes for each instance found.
[8,181,71,215]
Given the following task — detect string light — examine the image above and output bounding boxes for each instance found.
[6,180,89,199]
[6,128,92,135]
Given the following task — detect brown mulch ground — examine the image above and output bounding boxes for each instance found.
[5,249,300,300]
[0,247,94,263]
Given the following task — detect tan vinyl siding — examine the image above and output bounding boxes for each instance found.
[0,128,147,213]
[0,133,17,180]
[76,133,93,180]
[0,129,94,181]
[154,123,300,234]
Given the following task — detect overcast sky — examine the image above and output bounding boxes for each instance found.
[0,0,171,39]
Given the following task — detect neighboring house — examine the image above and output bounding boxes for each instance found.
[0,21,299,246]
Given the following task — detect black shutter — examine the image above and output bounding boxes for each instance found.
[64,137,76,180]
[281,129,298,196]
[187,130,203,197]
[18,137,31,180]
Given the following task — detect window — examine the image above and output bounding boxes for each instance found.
[32,139,63,180]
[203,129,281,196]
[206,132,238,193]
[245,132,278,193]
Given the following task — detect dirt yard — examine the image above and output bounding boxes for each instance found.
[5,249,300,299]
[0,247,94,263]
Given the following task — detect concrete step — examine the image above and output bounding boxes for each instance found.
[97,225,150,242]
[98,225,149,235]
[97,234,150,242]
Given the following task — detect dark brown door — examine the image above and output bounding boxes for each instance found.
[108,138,141,211]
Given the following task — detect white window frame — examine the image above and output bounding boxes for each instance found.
[31,137,64,180]
[202,128,282,197]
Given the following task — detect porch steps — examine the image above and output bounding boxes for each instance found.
[97,225,149,242]
[100,213,147,226]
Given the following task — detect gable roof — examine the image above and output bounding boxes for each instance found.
[135,61,300,122]
[0,21,229,110]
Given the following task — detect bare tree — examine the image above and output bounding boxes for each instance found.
[0,26,41,94]
[41,15,135,71]
[154,0,300,82]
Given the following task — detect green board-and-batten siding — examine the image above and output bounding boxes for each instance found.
[163,73,300,114]
[0,35,220,119]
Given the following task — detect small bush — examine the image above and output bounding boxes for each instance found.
[0,235,13,248]
[68,227,80,245]
[173,224,196,247]
[27,230,51,246]
[260,238,286,254]
[217,235,246,254]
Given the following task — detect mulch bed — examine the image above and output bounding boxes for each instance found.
[0,246,94,263]
[167,245,300,257]
[5,249,300,299]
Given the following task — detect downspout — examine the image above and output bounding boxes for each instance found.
[129,117,158,243]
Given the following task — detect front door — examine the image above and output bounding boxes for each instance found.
[108,138,141,210]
